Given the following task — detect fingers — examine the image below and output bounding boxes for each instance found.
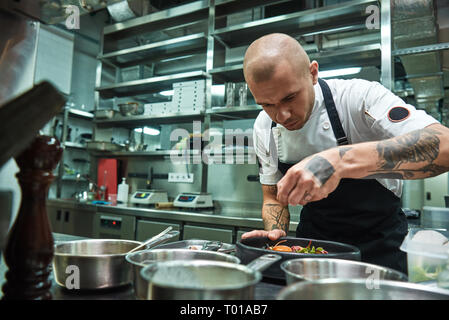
[241,230,269,239]
[267,229,286,240]
[241,229,286,240]
[278,168,319,206]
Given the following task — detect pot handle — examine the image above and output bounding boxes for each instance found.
[246,254,282,272]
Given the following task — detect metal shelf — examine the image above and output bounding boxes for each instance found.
[209,64,244,83]
[309,43,381,68]
[207,105,262,119]
[67,108,94,119]
[214,0,292,17]
[99,33,208,67]
[90,149,201,158]
[212,0,377,48]
[94,111,206,128]
[64,141,86,149]
[103,1,209,40]
[209,43,381,83]
[96,70,209,99]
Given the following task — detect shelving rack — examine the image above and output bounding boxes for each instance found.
[55,106,94,198]
[93,0,389,195]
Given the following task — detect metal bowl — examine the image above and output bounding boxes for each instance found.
[53,239,144,290]
[126,248,241,299]
[281,258,408,285]
[276,279,449,300]
[236,236,361,280]
[118,102,143,116]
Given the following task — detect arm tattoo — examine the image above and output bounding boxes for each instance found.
[365,127,449,179]
[339,146,352,159]
[304,155,335,185]
[264,203,290,232]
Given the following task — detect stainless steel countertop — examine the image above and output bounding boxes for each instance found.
[46,198,300,232]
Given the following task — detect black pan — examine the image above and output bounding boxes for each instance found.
[236,237,361,280]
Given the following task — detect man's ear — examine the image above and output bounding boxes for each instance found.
[310,60,319,85]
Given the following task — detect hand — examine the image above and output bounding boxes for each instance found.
[241,229,286,240]
[276,150,342,206]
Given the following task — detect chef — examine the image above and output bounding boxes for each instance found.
[241,33,449,273]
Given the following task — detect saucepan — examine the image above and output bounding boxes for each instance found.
[281,258,408,285]
[126,248,241,299]
[53,230,179,290]
[140,254,282,300]
[276,279,449,300]
[236,236,361,280]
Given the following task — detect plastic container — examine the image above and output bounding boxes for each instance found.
[400,228,449,283]
[117,178,129,204]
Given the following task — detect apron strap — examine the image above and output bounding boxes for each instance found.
[317,78,349,146]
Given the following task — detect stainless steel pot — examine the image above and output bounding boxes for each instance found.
[118,102,144,116]
[53,230,179,290]
[140,254,282,300]
[281,258,408,285]
[126,249,241,299]
[276,279,449,300]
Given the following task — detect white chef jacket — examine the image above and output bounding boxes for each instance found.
[253,78,439,197]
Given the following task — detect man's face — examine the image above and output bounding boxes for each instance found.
[248,60,317,131]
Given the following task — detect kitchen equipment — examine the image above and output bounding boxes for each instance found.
[97,159,117,202]
[153,239,235,253]
[140,254,281,300]
[276,279,449,300]
[126,248,241,299]
[281,258,408,285]
[53,230,179,290]
[118,102,144,116]
[236,236,361,280]
[130,189,168,206]
[400,228,449,282]
[237,82,248,106]
[128,227,174,254]
[173,192,213,209]
[225,82,236,107]
[86,141,124,151]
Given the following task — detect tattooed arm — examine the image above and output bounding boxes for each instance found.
[339,124,449,180]
[241,184,289,240]
[276,123,449,206]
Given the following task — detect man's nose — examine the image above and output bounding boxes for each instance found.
[276,106,291,123]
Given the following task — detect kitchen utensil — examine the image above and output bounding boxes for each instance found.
[118,102,144,116]
[53,230,179,290]
[140,254,281,300]
[128,226,173,254]
[236,236,361,280]
[276,279,449,300]
[86,141,125,152]
[153,239,235,254]
[281,258,408,285]
[126,248,241,299]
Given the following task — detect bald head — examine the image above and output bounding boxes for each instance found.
[243,33,310,84]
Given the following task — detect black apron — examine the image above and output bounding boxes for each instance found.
[271,78,408,273]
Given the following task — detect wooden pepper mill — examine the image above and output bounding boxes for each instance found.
[2,135,62,300]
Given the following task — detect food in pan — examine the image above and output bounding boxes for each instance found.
[266,240,328,254]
